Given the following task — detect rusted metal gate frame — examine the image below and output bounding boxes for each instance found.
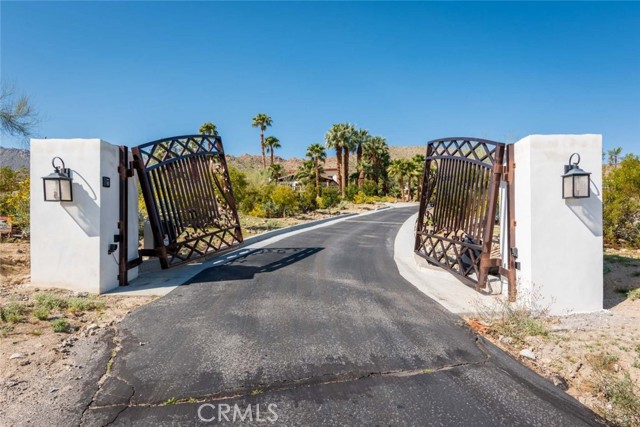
[414,137,517,299]
[129,134,243,270]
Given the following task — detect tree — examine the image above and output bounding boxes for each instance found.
[388,159,408,201]
[404,159,421,201]
[252,113,273,168]
[0,85,38,139]
[268,163,284,181]
[296,159,316,186]
[603,154,640,246]
[412,153,426,199]
[199,122,218,136]
[264,136,281,166]
[341,125,357,193]
[362,136,390,193]
[355,129,371,188]
[607,147,622,166]
[306,143,326,198]
[325,123,356,197]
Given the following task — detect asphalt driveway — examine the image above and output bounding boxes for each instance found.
[82,206,600,426]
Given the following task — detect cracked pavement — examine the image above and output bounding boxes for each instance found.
[81,206,601,426]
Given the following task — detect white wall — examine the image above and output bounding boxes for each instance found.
[30,139,138,294]
[514,135,603,314]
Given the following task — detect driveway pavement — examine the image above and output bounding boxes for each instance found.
[82,206,600,426]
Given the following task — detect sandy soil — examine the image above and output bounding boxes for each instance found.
[0,242,156,425]
[469,247,640,423]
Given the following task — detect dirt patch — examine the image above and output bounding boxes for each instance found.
[0,241,30,286]
[1,242,155,425]
[469,248,640,426]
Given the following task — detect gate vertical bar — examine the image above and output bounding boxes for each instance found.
[118,146,129,286]
[507,144,517,301]
[477,144,505,289]
[132,146,170,268]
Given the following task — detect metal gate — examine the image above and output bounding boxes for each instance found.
[414,137,516,297]
[131,134,243,269]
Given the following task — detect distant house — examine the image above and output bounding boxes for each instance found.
[276,168,339,190]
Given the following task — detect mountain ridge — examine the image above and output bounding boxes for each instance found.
[0,145,426,172]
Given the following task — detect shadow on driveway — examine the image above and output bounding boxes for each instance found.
[186,247,324,283]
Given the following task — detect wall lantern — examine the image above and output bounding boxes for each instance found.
[42,157,73,202]
[562,153,591,199]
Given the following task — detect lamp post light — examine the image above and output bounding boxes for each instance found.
[562,153,591,199]
[42,157,73,202]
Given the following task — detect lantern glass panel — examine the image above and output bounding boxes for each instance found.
[574,175,590,198]
[563,175,573,199]
[44,179,61,201]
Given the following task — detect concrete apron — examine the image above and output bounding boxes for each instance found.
[394,212,503,316]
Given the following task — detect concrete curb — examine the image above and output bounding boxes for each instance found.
[393,213,502,316]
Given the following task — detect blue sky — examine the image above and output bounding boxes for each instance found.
[1,1,639,158]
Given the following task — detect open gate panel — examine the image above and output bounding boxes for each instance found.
[414,137,516,298]
[130,135,243,269]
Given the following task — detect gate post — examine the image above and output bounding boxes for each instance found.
[513,134,603,314]
[30,139,139,294]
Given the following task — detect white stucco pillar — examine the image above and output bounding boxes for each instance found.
[30,139,139,294]
[514,135,603,314]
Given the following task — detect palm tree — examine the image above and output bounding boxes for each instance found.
[355,129,370,188]
[388,159,406,201]
[296,159,316,186]
[412,153,426,199]
[268,163,285,181]
[199,122,218,136]
[265,136,281,166]
[325,124,345,196]
[607,147,622,166]
[341,124,357,192]
[363,136,390,191]
[404,159,421,201]
[306,143,326,198]
[252,113,273,168]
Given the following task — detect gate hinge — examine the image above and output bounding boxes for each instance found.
[118,162,135,178]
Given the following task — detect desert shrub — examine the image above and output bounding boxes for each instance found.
[228,166,248,211]
[67,297,105,314]
[298,185,317,213]
[1,175,30,234]
[344,184,358,202]
[269,186,299,217]
[248,204,267,218]
[320,187,340,208]
[32,306,50,321]
[242,181,275,215]
[353,191,368,204]
[51,318,69,333]
[603,154,640,247]
[35,293,68,310]
[362,180,378,197]
[0,302,27,323]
